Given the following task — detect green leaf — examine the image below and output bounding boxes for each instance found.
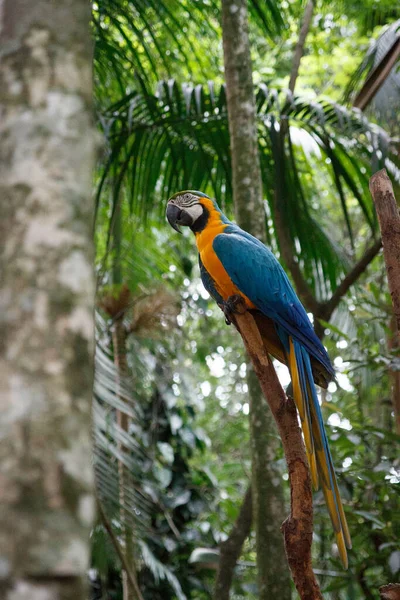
[354,510,386,529]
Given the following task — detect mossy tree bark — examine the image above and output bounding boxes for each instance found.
[0,1,96,599]
[221,0,291,597]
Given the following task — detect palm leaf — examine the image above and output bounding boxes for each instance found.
[94,0,285,96]
[139,540,187,600]
[95,81,399,300]
[93,312,154,537]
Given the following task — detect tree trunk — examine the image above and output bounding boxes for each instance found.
[221,0,291,597]
[0,2,96,599]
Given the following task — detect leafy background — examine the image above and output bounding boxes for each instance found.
[90,1,400,599]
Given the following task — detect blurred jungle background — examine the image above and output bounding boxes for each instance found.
[91,1,400,598]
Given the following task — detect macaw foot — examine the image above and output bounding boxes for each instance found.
[218,294,247,325]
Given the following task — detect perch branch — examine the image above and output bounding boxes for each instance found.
[370,169,400,433]
[230,298,322,600]
[214,486,253,600]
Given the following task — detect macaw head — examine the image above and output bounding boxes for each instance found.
[166,190,214,233]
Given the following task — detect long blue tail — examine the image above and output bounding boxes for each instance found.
[288,337,352,568]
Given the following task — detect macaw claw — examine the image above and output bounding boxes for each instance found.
[219,294,247,325]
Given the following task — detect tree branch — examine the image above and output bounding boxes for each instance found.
[388,315,400,435]
[370,169,400,336]
[231,299,322,600]
[288,0,315,93]
[214,486,253,600]
[324,238,382,317]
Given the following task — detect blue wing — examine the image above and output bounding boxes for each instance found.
[213,228,334,376]
[212,227,351,565]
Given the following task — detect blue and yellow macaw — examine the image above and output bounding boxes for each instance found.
[166,190,352,567]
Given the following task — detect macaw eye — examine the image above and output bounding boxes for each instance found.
[184,193,192,201]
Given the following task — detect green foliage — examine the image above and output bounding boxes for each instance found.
[96,79,399,302]
[93,303,220,598]
[91,0,400,598]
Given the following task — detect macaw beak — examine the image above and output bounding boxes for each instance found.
[166,203,193,233]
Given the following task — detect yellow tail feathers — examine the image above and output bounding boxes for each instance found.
[288,336,351,568]
[289,338,319,490]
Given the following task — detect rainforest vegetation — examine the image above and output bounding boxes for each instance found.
[1,1,399,600]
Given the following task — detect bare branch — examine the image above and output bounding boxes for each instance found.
[388,315,400,435]
[369,168,400,433]
[214,487,253,600]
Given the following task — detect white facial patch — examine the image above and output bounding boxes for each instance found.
[184,204,203,223]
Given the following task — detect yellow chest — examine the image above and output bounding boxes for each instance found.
[195,222,253,305]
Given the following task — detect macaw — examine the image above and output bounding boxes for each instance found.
[166,190,351,568]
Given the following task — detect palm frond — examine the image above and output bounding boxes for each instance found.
[94,0,285,97]
[93,311,154,535]
[139,540,187,600]
[343,0,400,35]
[95,81,399,300]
